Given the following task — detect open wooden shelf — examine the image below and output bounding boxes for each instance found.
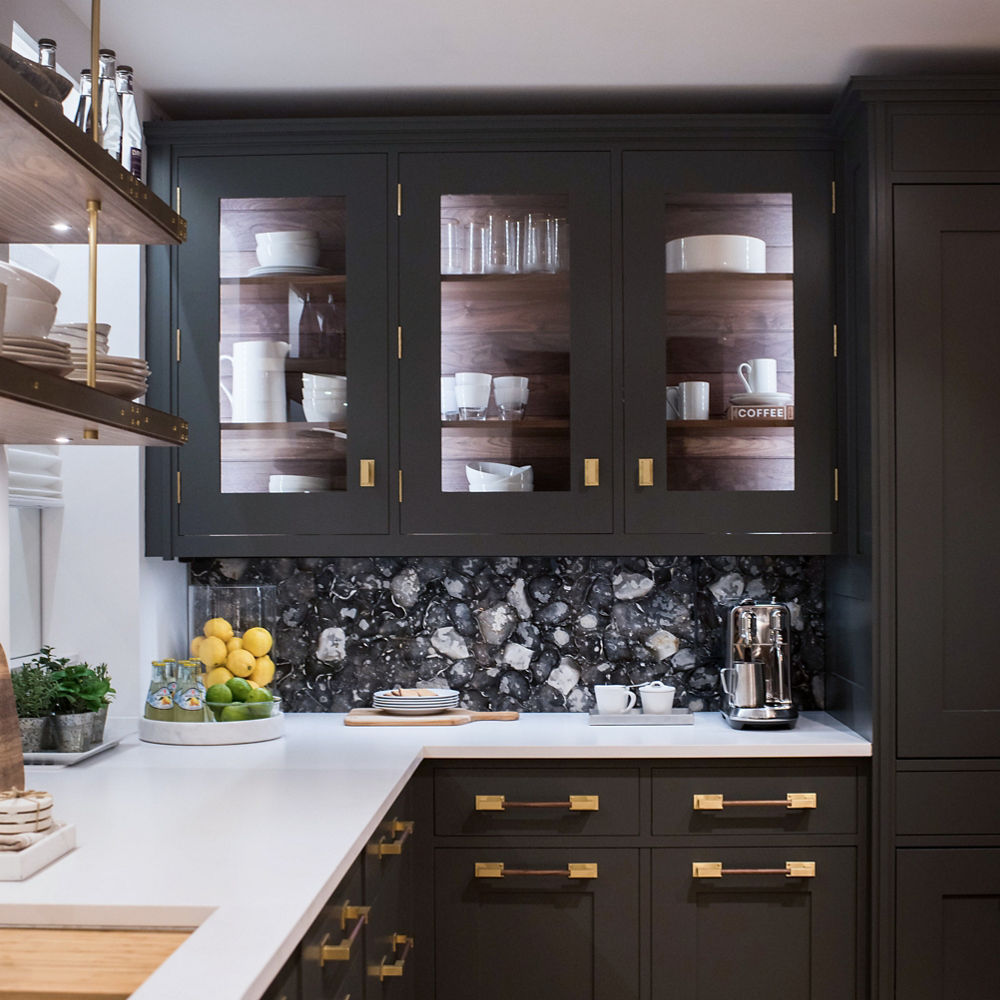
[0,358,188,446]
[0,58,185,244]
[667,418,794,430]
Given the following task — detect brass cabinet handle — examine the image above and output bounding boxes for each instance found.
[638,458,654,487]
[359,459,375,487]
[368,818,414,858]
[369,933,413,981]
[475,862,598,879]
[692,861,816,879]
[692,793,817,811]
[584,458,600,486]
[475,794,599,812]
[318,902,370,965]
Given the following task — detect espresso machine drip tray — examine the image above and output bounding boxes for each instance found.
[720,598,798,729]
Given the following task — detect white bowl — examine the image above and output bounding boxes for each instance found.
[256,244,321,269]
[268,474,334,493]
[8,244,59,282]
[2,297,57,337]
[466,461,533,485]
[469,480,534,492]
[0,261,61,304]
[665,235,766,274]
[303,398,347,422]
[255,230,319,246]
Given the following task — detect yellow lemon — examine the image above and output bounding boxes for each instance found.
[189,635,204,658]
[226,636,243,653]
[204,666,234,688]
[247,679,260,689]
[241,627,273,658]
[198,635,228,668]
[226,648,255,678]
[203,617,234,642]
[249,654,276,687]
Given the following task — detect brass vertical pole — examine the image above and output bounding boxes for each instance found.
[90,0,100,144]
[87,199,101,389]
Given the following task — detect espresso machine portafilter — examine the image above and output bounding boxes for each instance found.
[720,598,798,729]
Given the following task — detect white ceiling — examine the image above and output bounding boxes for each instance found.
[65,0,1000,117]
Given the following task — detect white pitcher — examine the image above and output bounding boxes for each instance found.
[220,340,290,423]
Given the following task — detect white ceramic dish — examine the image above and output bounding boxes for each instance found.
[268,474,334,493]
[22,737,121,766]
[3,297,57,336]
[665,234,766,274]
[0,260,60,303]
[57,322,112,335]
[303,399,347,422]
[247,264,332,277]
[729,391,793,405]
[468,481,534,492]
[66,373,147,398]
[2,337,70,356]
[2,354,74,375]
[466,461,534,486]
[0,823,76,881]
[8,244,59,282]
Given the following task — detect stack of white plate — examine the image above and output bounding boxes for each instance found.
[373,688,460,715]
[65,352,149,399]
[0,336,72,374]
[47,322,111,356]
[268,474,334,493]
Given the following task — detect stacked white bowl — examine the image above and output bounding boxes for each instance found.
[255,230,320,269]
[302,373,347,423]
[47,322,111,356]
[465,461,534,492]
[0,260,60,338]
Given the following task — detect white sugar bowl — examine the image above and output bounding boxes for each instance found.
[638,680,676,714]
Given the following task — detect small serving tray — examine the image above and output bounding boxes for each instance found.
[137,713,284,746]
[23,737,121,766]
[588,709,694,726]
[0,822,76,881]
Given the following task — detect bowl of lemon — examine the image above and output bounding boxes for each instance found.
[205,676,281,722]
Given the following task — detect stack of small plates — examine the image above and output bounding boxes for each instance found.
[373,688,460,715]
[47,322,111,356]
[0,336,72,374]
[730,392,793,405]
[66,353,149,399]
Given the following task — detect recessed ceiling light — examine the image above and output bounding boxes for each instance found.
[54,436,71,443]
[51,222,71,232]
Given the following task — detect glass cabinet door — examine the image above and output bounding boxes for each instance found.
[174,154,389,540]
[399,152,613,536]
[622,151,835,538]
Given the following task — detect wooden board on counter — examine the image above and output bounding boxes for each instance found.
[0,927,191,999]
[346,709,519,726]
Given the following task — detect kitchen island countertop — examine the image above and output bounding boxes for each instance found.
[0,711,870,999]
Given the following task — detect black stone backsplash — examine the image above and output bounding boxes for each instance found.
[188,556,825,713]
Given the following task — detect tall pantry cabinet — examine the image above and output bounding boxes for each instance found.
[836,77,1000,999]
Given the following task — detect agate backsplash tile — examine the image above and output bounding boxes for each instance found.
[188,556,825,713]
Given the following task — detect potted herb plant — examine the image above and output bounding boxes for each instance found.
[10,660,57,753]
[40,648,106,753]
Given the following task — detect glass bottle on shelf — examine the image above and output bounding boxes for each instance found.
[72,69,92,131]
[116,65,143,178]
[36,38,57,68]
[95,48,122,158]
[297,292,323,358]
[144,661,173,721]
[172,660,206,722]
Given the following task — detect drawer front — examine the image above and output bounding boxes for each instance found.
[366,860,416,1000]
[434,767,640,837]
[300,860,364,999]
[651,765,858,836]
[365,789,416,904]
[896,770,1000,836]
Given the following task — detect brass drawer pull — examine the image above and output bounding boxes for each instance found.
[368,818,413,858]
[318,902,370,965]
[475,862,598,879]
[692,861,816,879]
[638,458,654,487]
[475,794,599,812]
[584,457,600,486]
[360,459,375,487]
[369,933,413,981]
[692,792,817,811]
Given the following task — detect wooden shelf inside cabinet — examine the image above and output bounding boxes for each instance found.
[665,271,793,282]
[220,421,346,460]
[667,418,794,430]
[441,272,568,284]
[0,59,184,244]
[442,418,569,432]
[220,273,346,290]
[0,358,188,446]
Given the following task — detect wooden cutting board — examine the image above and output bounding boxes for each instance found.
[0,642,25,792]
[345,708,519,726]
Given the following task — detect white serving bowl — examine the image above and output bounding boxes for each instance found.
[256,230,319,246]
[256,244,321,269]
[8,244,59,282]
[268,474,334,493]
[0,261,61,304]
[466,461,533,483]
[665,234,766,274]
[303,398,347,422]
[2,297,57,337]
[469,479,534,492]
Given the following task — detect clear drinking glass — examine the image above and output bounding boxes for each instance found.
[441,217,462,274]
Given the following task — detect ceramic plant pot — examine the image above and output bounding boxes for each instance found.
[17,715,50,754]
[89,705,108,746]
[52,711,94,753]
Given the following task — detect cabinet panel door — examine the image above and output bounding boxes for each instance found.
[622,151,835,536]
[434,848,639,1000]
[398,152,614,536]
[173,153,390,542]
[300,861,364,999]
[651,847,856,1000]
[894,186,1000,757]
[897,849,1000,1000]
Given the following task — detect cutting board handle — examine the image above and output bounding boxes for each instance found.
[0,642,26,791]
[467,711,520,721]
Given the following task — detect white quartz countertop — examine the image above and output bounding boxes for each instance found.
[0,711,869,1000]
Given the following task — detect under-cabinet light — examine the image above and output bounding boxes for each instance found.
[50,222,71,232]
[54,436,70,443]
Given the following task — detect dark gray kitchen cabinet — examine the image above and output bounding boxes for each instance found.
[300,861,365,1000]
[895,849,1000,1000]
[262,950,301,1000]
[650,847,857,1000]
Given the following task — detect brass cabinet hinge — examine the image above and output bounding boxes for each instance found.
[397,325,402,360]
[176,328,182,363]
[176,470,181,504]
[833,324,838,358]
[831,180,836,214]
[397,183,402,217]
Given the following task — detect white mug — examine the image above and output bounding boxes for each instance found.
[220,340,290,423]
[638,681,676,714]
[679,380,710,420]
[594,685,637,714]
[738,358,778,395]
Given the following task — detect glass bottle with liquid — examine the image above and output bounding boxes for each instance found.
[173,660,206,722]
[95,48,122,158]
[73,69,92,131]
[37,38,57,68]
[116,64,142,178]
[144,661,174,721]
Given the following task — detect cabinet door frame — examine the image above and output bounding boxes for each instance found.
[172,151,391,541]
[398,151,615,537]
[622,149,836,536]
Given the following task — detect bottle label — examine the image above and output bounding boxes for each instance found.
[146,685,172,710]
[175,686,204,713]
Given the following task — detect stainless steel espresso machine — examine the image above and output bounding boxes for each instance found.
[720,598,798,729]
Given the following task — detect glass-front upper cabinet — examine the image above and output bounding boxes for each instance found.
[398,153,613,536]
[173,154,389,543]
[622,151,835,537]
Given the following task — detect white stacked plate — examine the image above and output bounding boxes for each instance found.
[66,352,149,399]
[248,264,332,277]
[729,392,793,405]
[0,336,72,374]
[47,323,111,356]
[373,688,460,715]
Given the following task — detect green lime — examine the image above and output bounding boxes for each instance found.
[210,705,226,721]
[247,687,273,702]
[226,677,252,702]
[206,683,232,704]
[246,687,274,718]
[219,704,250,722]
